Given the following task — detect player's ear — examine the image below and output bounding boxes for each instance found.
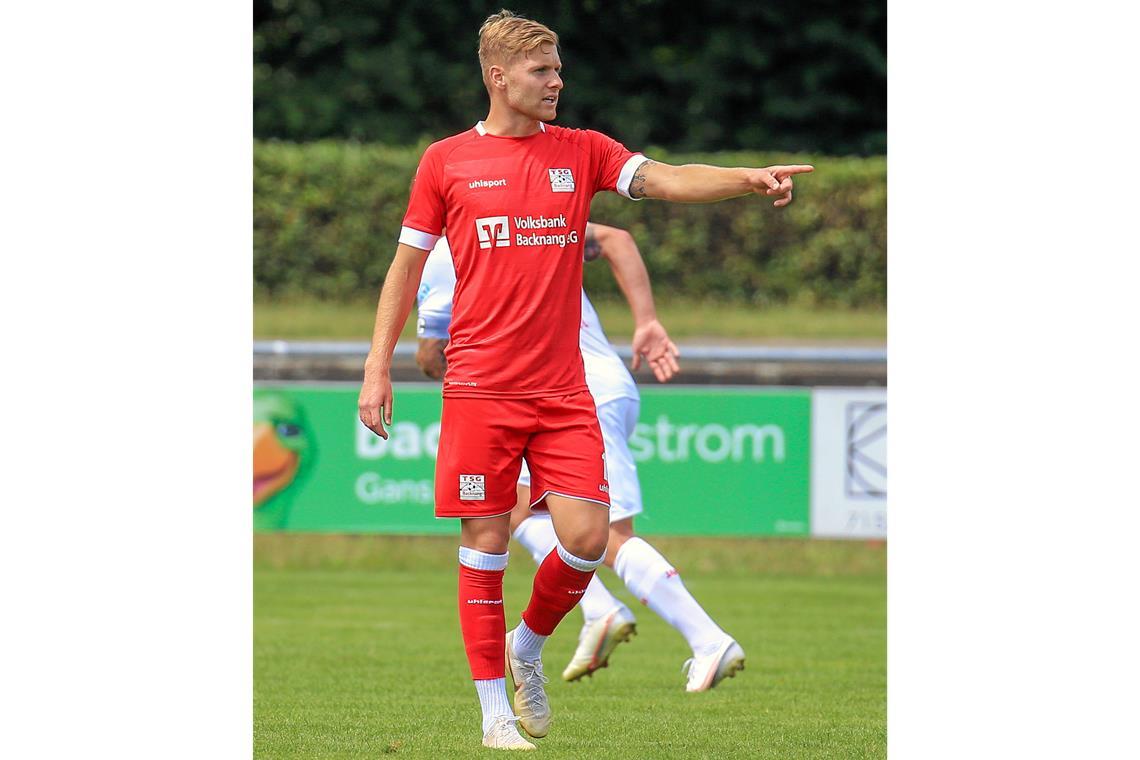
[488,64,507,90]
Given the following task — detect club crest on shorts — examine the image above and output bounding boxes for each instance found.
[548,168,575,193]
[459,474,485,501]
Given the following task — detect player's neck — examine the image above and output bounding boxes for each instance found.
[481,105,544,138]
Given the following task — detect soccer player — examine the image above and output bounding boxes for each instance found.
[358,10,811,750]
[416,224,745,695]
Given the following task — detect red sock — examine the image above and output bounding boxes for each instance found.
[457,563,506,680]
[521,548,598,636]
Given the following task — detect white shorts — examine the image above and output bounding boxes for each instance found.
[519,396,643,522]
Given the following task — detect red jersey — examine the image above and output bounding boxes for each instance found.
[400,121,644,399]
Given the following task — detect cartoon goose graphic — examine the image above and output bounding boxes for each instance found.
[253,391,313,529]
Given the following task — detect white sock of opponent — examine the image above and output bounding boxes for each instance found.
[513,516,626,623]
[614,537,727,656]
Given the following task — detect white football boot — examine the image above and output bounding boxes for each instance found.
[682,637,746,692]
[562,605,637,682]
[505,628,552,738]
[482,715,537,751]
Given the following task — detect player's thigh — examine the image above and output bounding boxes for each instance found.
[597,397,644,523]
[435,397,530,518]
[525,391,611,511]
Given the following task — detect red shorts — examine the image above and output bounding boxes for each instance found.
[434,391,611,518]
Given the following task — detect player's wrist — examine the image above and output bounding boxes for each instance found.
[364,352,392,374]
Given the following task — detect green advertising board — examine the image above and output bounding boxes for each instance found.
[253,384,810,536]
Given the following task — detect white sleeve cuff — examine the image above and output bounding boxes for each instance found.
[616,154,649,200]
[399,226,441,251]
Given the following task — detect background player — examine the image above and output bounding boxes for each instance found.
[358,10,811,750]
[417,223,745,693]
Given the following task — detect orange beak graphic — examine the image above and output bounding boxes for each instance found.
[253,422,300,507]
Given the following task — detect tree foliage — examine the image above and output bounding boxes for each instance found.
[254,0,885,155]
[254,142,885,306]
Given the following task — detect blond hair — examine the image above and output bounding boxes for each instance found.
[477,10,559,85]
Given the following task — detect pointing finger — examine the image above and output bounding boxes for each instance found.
[775,164,814,178]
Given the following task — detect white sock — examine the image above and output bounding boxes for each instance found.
[512,515,558,566]
[614,537,727,656]
[474,678,513,734]
[579,573,627,623]
[511,619,547,661]
[513,517,625,623]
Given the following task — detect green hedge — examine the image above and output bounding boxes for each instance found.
[254,141,885,307]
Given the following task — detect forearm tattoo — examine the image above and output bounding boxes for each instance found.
[629,159,655,199]
[583,227,603,261]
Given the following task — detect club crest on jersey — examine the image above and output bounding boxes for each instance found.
[548,168,575,193]
[459,474,485,501]
[474,216,510,250]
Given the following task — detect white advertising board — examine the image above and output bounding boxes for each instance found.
[811,388,887,539]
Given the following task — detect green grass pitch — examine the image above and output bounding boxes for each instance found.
[254,535,886,758]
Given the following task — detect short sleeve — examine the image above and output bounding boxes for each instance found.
[400,145,446,250]
[586,130,647,201]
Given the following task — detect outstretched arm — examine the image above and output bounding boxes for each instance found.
[628,160,814,207]
[586,222,680,382]
[359,243,429,439]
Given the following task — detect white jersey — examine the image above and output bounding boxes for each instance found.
[417,236,638,406]
[415,237,456,340]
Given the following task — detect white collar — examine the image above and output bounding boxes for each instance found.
[474,121,546,136]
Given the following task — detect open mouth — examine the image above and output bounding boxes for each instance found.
[542,96,558,105]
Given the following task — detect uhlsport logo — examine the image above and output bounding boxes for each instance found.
[469,178,507,189]
[475,216,510,250]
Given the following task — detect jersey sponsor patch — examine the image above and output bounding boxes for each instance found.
[474,216,510,249]
[548,168,575,193]
[459,474,485,500]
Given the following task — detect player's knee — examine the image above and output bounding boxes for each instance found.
[561,528,608,563]
[459,519,510,555]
